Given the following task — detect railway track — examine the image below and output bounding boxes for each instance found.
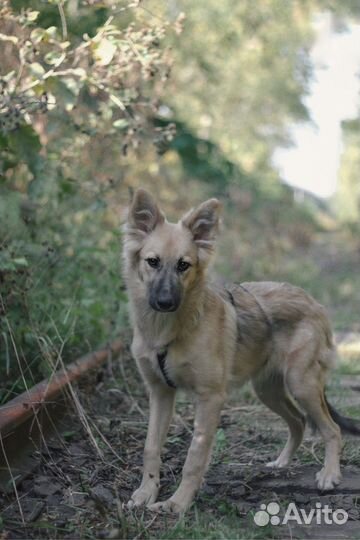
[0,340,123,493]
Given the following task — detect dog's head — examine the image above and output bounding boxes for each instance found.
[124,188,221,313]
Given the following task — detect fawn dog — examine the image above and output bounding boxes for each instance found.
[123,188,359,513]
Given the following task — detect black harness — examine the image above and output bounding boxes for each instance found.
[226,288,236,308]
[157,349,177,389]
[230,283,273,333]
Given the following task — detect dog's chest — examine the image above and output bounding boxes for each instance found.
[152,347,193,389]
[159,347,194,388]
[132,337,194,389]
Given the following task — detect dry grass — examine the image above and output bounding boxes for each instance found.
[1,344,360,539]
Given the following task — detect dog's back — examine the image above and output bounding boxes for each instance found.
[227,281,336,375]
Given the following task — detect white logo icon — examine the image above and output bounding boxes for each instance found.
[254,502,280,526]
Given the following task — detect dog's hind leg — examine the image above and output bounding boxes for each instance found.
[286,363,342,491]
[252,371,305,468]
[128,383,176,508]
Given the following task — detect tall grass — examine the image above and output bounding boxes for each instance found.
[0,177,128,404]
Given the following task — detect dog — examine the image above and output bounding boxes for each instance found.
[123,188,360,513]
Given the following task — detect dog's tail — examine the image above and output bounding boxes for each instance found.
[325,394,360,436]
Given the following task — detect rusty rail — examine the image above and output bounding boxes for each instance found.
[0,339,123,438]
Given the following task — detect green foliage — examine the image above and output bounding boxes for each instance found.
[156,117,248,190]
[336,119,360,227]
[7,125,42,178]
[0,0,178,183]
[0,0,178,399]
[11,0,109,38]
[162,0,314,178]
[0,173,128,403]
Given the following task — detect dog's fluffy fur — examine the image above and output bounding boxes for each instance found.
[123,188,359,514]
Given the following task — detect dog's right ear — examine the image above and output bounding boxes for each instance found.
[127,188,165,234]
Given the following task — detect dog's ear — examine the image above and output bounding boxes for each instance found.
[127,188,165,234]
[181,198,221,257]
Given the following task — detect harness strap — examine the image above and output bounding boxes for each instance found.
[225,284,273,336]
[226,288,236,307]
[157,349,177,389]
[238,283,273,333]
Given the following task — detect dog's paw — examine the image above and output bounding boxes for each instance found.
[148,498,186,514]
[316,468,341,491]
[126,484,159,509]
[266,457,289,469]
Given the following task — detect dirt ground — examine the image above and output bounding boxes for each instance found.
[1,347,360,540]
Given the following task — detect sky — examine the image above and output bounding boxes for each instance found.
[273,12,360,198]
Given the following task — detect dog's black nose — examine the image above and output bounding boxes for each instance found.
[156,297,175,311]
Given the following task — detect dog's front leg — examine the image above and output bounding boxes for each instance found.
[149,392,224,514]
[128,384,176,508]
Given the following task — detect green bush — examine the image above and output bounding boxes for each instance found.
[0,174,128,403]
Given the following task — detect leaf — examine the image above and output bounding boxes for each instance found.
[30,28,47,44]
[0,133,8,149]
[44,26,58,39]
[29,62,45,78]
[113,119,129,130]
[59,177,77,197]
[109,93,126,111]
[7,125,41,177]
[12,257,29,267]
[51,78,80,111]
[27,10,39,22]
[62,77,82,97]
[0,257,16,272]
[30,26,57,44]
[63,430,76,440]
[93,38,117,66]
[44,50,65,65]
[2,70,15,83]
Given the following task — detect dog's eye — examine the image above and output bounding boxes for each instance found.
[146,257,160,269]
[177,259,191,273]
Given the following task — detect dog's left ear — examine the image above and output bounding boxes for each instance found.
[181,198,221,254]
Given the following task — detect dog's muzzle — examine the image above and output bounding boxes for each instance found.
[149,268,182,312]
